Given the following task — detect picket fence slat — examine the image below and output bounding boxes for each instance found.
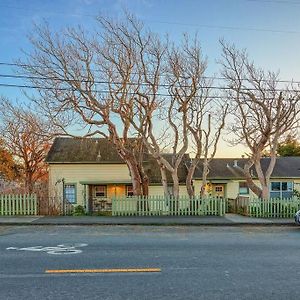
[0,194,37,216]
[111,196,226,217]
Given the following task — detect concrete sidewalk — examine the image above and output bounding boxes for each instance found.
[0,213,296,226]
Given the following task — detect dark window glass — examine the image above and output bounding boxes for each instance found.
[95,185,107,197]
[126,185,134,197]
[271,182,281,191]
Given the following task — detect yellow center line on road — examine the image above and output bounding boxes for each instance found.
[45,268,161,274]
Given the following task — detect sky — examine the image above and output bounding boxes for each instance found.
[1,0,300,157]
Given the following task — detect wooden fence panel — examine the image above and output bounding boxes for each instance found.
[0,194,37,216]
[112,196,226,217]
[236,197,300,218]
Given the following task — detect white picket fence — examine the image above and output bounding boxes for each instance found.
[0,194,37,216]
[112,196,226,216]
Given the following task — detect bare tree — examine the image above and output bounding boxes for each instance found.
[130,35,201,199]
[186,93,228,198]
[20,15,154,196]
[0,97,52,193]
[220,41,300,199]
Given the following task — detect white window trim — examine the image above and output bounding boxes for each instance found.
[270,181,294,199]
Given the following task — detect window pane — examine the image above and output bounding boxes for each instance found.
[65,184,76,203]
[287,182,293,191]
[270,191,280,199]
[282,182,288,191]
[239,187,249,195]
[282,191,293,199]
[126,185,134,197]
[271,182,281,191]
[239,182,249,195]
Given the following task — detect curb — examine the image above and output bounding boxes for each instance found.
[0,222,296,226]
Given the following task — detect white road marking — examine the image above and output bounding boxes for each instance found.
[6,243,88,255]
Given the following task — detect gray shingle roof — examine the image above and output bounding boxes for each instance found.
[47,138,300,181]
[193,157,300,179]
[46,137,127,163]
[46,137,188,184]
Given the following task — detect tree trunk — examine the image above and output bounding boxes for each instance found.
[171,171,179,212]
[261,184,269,200]
[126,159,142,196]
[141,175,149,196]
[160,165,169,198]
[200,161,209,198]
[171,171,179,199]
[243,161,262,198]
[25,172,34,194]
[186,161,198,198]
[186,170,194,199]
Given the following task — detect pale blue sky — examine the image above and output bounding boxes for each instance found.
[1,0,300,156]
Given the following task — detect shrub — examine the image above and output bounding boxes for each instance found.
[72,205,86,216]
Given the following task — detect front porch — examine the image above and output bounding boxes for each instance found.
[80,181,133,213]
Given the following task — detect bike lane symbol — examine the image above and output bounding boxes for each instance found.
[6,243,88,255]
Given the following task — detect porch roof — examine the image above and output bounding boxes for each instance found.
[209,180,231,184]
[79,180,132,185]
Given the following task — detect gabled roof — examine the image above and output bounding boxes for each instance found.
[194,157,300,179]
[46,137,127,163]
[46,137,189,184]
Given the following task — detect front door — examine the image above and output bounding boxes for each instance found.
[213,185,225,198]
[88,185,111,212]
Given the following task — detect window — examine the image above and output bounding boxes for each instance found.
[126,185,134,197]
[239,182,249,195]
[215,186,223,192]
[270,181,293,199]
[64,184,76,204]
[95,185,107,197]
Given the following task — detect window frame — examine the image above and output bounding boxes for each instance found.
[215,186,223,193]
[239,181,249,195]
[126,185,134,197]
[270,181,293,199]
[94,185,107,198]
[64,183,77,204]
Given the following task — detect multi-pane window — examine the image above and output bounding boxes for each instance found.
[215,186,223,192]
[64,184,76,204]
[239,182,249,195]
[95,185,107,197]
[270,182,293,199]
[126,185,134,197]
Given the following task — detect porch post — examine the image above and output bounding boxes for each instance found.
[83,184,88,213]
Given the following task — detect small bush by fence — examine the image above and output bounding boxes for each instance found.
[0,194,37,216]
[112,196,226,216]
[237,197,300,218]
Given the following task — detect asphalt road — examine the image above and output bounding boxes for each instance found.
[0,225,300,300]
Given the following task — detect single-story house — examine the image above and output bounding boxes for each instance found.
[46,137,300,212]
[193,157,300,200]
[46,137,188,212]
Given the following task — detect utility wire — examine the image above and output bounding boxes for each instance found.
[0,62,298,85]
[0,82,298,102]
[0,73,298,93]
